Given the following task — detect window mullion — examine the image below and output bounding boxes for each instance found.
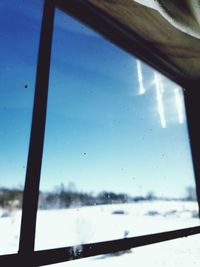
[19,0,55,259]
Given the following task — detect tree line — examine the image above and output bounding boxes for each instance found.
[0,183,132,210]
[0,184,197,210]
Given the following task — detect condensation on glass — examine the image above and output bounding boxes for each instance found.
[0,0,43,255]
[33,9,199,251]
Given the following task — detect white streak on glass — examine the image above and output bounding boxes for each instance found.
[136,60,145,95]
[154,72,166,128]
[174,87,185,124]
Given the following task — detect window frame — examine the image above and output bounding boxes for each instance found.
[0,0,200,266]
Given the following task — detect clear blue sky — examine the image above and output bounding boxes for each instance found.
[0,0,196,198]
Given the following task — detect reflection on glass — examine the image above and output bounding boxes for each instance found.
[35,9,198,251]
[0,0,43,255]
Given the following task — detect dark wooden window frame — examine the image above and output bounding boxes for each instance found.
[1,0,200,266]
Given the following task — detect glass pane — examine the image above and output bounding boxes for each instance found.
[0,0,43,255]
[35,10,199,251]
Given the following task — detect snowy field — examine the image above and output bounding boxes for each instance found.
[0,200,200,266]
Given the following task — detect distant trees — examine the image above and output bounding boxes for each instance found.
[38,185,132,209]
[97,191,131,204]
[1,184,197,211]
[0,184,132,210]
[38,183,95,209]
[0,188,23,215]
[0,187,23,209]
[146,191,156,201]
[185,186,197,201]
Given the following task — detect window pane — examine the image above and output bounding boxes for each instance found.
[0,0,43,255]
[35,10,199,250]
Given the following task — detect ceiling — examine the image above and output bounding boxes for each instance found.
[87,0,200,81]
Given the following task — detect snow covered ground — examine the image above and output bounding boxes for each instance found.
[0,200,200,266]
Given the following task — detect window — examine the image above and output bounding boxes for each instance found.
[0,0,200,266]
[0,0,43,255]
[35,9,198,251]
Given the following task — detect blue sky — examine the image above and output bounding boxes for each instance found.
[0,1,196,198]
